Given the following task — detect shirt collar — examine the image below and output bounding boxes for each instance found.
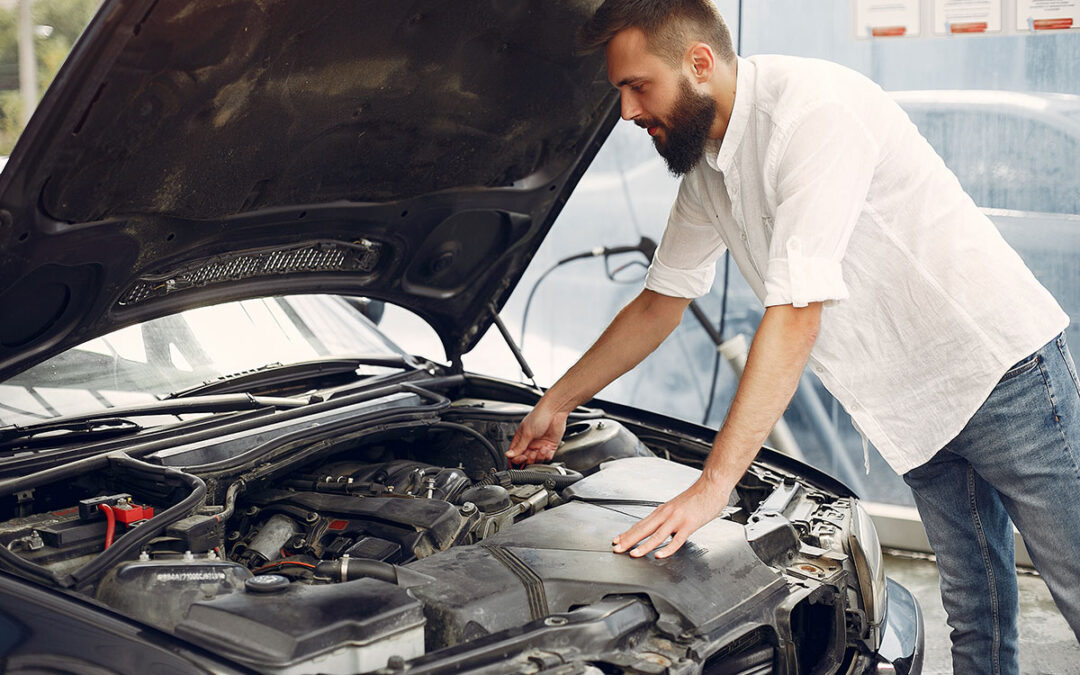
[705,56,753,174]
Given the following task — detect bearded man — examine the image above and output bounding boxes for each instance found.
[505,1,1080,673]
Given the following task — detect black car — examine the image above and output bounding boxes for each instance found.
[0,1,922,673]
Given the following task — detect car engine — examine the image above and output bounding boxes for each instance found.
[0,390,884,675]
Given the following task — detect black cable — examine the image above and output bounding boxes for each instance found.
[520,259,571,351]
[520,240,656,352]
[702,252,731,424]
[604,257,649,283]
[430,421,507,471]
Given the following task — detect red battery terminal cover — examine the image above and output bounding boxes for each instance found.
[112,501,154,524]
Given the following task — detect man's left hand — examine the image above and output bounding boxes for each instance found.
[611,476,730,559]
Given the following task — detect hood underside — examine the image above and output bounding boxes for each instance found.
[0,0,619,378]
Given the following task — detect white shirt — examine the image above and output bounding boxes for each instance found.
[644,55,1068,475]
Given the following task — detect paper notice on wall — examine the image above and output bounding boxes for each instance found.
[854,0,921,38]
[934,0,1002,33]
[1017,0,1080,30]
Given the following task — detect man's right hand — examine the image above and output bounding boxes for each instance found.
[506,406,569,466]
[504,291,688,467]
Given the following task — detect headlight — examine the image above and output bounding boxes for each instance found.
[849,501,887,634]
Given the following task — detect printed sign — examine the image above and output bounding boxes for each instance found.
[934,0,1002,33]
[1017,0,1080,30]
[855,0,922,37]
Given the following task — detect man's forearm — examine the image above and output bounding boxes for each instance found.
[538,289,691,414]
[700,302,823,492]
[611,301,823,558]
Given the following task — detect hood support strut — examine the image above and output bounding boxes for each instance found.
[487,303,539,391]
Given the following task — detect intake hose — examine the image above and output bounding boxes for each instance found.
[469,469,583,491]
[314,557,399,584]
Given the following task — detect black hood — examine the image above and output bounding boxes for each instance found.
[0,0,619,378]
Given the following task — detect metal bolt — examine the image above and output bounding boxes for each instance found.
[544,616,568,626]
[305,512,319,523]
[460,502,477,516]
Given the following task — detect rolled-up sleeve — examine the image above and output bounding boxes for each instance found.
[644,174,728,298]
[762,103,878,308]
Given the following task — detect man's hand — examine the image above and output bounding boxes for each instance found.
[504,290,689,467]
[612,476,730,558]
[506,406,569,466]
[613,302,821,560]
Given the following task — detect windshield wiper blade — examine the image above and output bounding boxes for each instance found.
[0,393,307,451]
[164,356,413,399]
[0,418,144,451]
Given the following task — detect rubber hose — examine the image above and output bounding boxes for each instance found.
[471,469,582,490]
[315,558,399,584]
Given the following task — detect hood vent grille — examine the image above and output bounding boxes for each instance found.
[117,240,381,307]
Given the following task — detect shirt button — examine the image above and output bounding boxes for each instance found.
[740,233,748,242]
[813,365,824,374]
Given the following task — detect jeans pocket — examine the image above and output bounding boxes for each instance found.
[1000,352,1040,383]
[1056,333,1080,400]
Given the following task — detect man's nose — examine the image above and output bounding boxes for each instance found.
[620,91,640,121]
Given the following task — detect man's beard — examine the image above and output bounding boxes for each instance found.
[644,77,716,176]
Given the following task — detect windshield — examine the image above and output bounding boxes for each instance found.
[0,295,406,427]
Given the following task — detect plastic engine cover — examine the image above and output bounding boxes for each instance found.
[173,576,425,675]
[95,559,252,632]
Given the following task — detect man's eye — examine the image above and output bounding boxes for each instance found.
[631,85,644,93]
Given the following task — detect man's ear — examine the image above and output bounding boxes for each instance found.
[687,42,715,82]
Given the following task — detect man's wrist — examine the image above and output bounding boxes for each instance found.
[535,388,577,417]
[699,466,735,494]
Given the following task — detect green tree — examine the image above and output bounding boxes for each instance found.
[0,0,102,155]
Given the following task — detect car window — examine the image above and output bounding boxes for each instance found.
[907,109,1080,214]
[0,295,405,426]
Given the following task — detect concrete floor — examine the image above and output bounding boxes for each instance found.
[883,552,1080,674]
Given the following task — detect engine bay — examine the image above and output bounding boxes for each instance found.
[0,386,875,674]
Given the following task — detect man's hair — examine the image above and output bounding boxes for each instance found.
[580,0,735,66]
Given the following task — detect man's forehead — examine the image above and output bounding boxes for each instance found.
[605,27,667,86]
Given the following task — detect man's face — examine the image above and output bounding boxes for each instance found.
[606,28,716,176]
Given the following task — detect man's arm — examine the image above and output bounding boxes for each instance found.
[506,289,691,465]
[613,301,822,558]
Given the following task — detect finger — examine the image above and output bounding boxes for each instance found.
[506,429,530,457]
[629,524,675,558]
[612,512,664,553]
[654,530,689,559]
[613,508,664,546]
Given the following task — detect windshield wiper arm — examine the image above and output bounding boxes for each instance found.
[164,356,412,399]
[0,393,307,450]
[0,418,144,451]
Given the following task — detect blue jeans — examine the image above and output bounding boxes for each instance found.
[904,332,1080,675]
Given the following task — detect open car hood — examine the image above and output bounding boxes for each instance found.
[0,0,619,379]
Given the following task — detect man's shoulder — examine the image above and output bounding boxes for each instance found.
[748,54,860,81]
[747,55,886,122]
